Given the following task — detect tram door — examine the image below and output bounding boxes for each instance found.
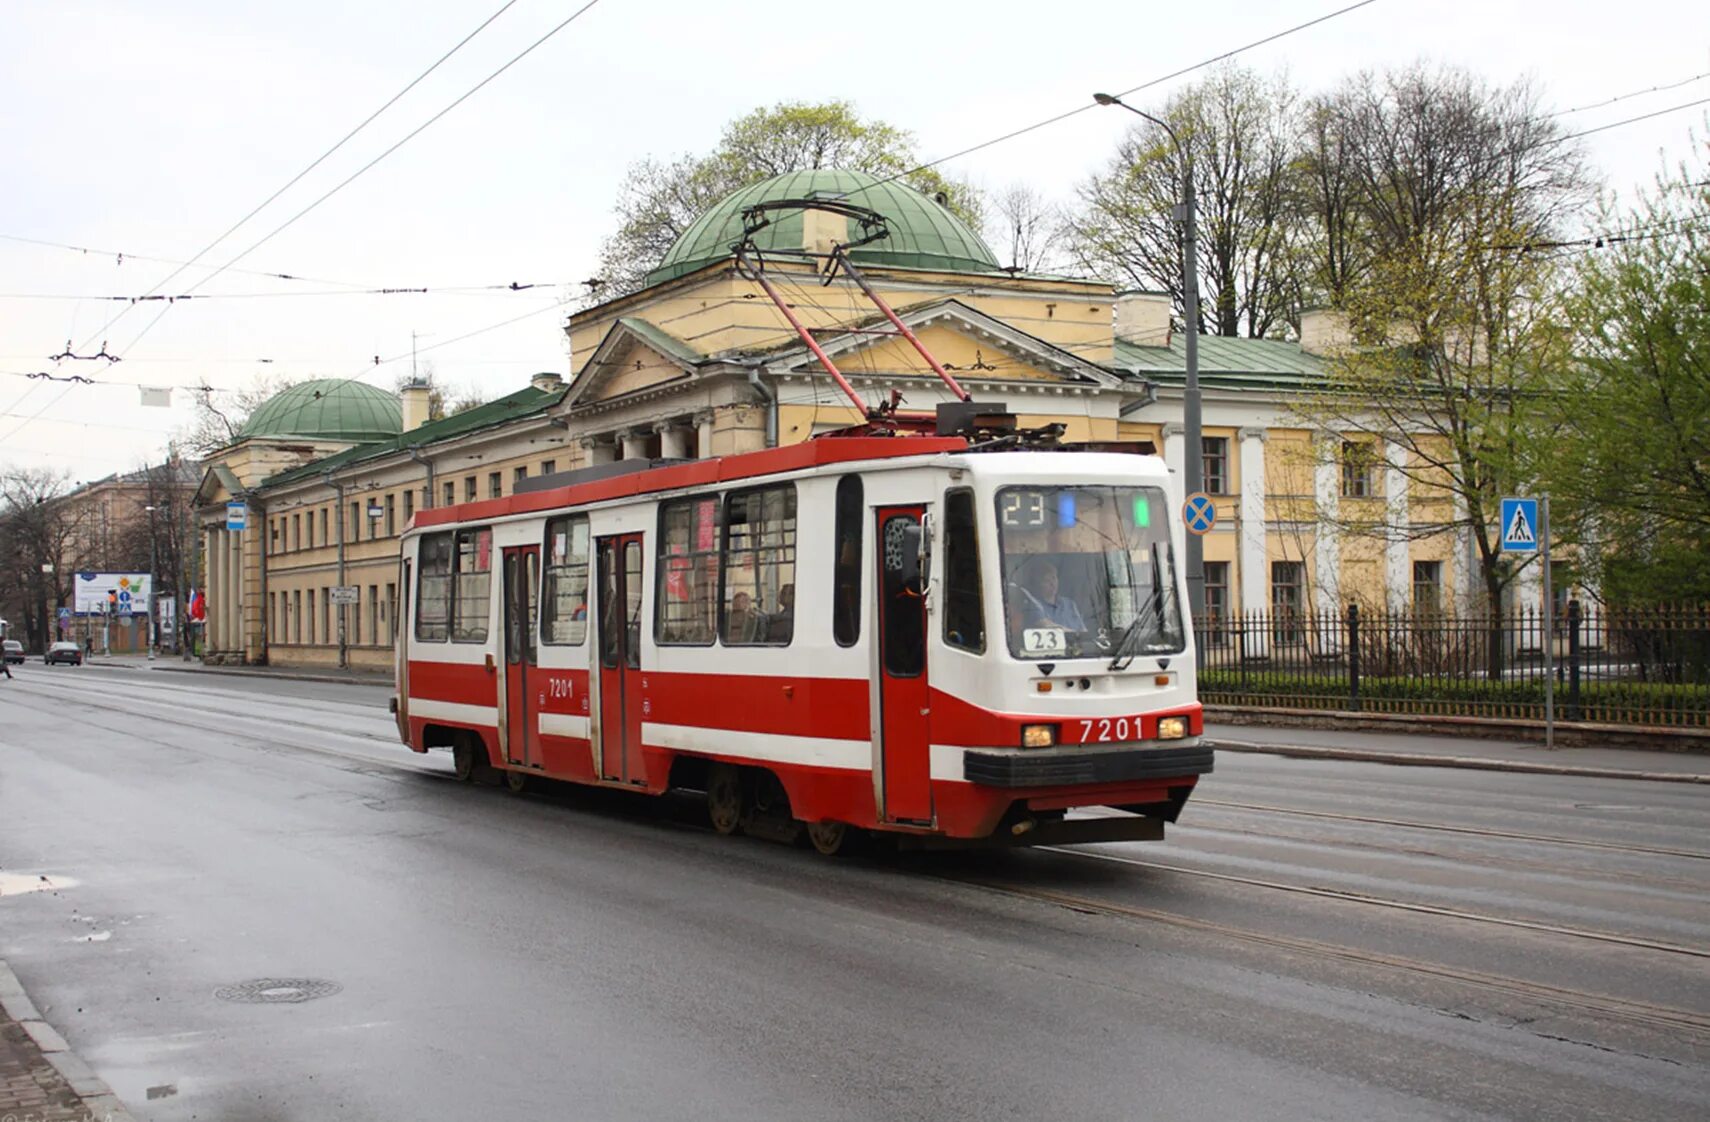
[876,506,933,824]
[595,533,647,784]
[500,546,540,770]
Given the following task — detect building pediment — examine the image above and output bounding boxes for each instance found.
[758,299,1124,390]
[559,317,706,411]
[193,463,244,508]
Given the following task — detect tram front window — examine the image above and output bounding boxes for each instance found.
[996,485,1184,662]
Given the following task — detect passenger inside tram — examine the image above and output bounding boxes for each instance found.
[725,591,763,644]
[766,584,794,642]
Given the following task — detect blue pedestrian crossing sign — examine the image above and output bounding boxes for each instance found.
[1500,497,1539,553]
[1182,492,1216,535]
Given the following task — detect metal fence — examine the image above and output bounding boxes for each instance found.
[1195,601,1710,728]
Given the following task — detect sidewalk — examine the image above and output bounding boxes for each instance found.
[0,961,136,1121]
[1209,722,1710,784]
[84,653,391,687]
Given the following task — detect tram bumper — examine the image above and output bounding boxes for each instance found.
[961,739,1214,788]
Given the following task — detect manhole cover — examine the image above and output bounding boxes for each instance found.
[214,978,342,1004]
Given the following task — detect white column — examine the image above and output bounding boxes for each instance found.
[204,528,218,652]
[1384,439,1410,611]
[1452,491,1478,615]
[215,530,230,652]
[1161,422,1185,482]
[228,530,242,655]
[1237,428,1269,659]
[1313,439,1342,653]
[582,437,617,466]
[658,423,690,460]
[695,411,714,460]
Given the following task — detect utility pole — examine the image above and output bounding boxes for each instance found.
[1095,93,1205,628]
[145,502,159,660]
[326,472,348,670]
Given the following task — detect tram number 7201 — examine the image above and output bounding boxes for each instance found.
[1077,717,1147,743]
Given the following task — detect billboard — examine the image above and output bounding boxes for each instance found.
[73,572,152,616]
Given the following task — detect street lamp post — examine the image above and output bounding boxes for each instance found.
[1094,93,1206,632]
[144,503,159,661]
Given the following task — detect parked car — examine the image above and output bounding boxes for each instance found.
[2,639,23,664]
[45,641,83,666]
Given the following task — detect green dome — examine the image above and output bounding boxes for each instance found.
[646,168,1001,286]
[238,379,403,442]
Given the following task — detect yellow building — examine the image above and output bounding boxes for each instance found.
[194,167,1497,669]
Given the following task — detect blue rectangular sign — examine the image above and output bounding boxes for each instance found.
[225,502,248,532]
[1500,497,1539,553]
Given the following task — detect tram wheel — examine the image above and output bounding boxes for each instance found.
[806,820,853,857]
[504,768,529,795]
[707,764,744,835]
[453,740,478,783]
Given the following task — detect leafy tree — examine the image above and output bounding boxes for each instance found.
[1546,147,1710,603]
[592,101,981,297]
[1065,64,1303,338]
[1289,65,1593,672]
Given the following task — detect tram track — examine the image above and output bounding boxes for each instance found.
[951,874,1710,1039]
[1192,798,1710,862]
[1034,845,1710,960]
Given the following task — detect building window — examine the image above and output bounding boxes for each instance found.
[307,589,317,644]
[416,534,453,642]
[349,501,360,541]
[464,476,477,503]
[385,494,396,537]
[270,520,280,550]
[306,511,315,549]
[1341,441,1375,498]
[1272,561,1304,645]
[319,508,328,545]
[656,495,720,645]
[351,597,361,650]
[542,515,590,645]
[385,582,397,645]
[292,590,302,644]
[722,484,796,646]
[1413,560,1443,615]
[488,472,502,499]
[832,475,863,647]
[1204,561,1229,645]
[451,528,492,643]
[540,459,556,477]
[942,488,984,652]
[514,466,528,487]
[293,514,302,551]
[403,490,414,524]
[322,587,331,643]
[444,481,456,508]
[369,585,379,645]
[1203,437,1230,495]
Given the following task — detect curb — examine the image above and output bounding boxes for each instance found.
[1213,738,1710,784]
[90,661,390,688]
[0,959,139,1122]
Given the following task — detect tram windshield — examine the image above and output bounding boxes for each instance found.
[995,485,1184,662]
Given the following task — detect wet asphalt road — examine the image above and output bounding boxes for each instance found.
[1,666,1707,1121]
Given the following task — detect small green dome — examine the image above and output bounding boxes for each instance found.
[239,379,403,442]
[646,168,1001,286]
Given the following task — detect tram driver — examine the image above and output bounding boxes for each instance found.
[1016,560,1086,632]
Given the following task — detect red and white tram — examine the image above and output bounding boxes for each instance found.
[392,431,1212,853]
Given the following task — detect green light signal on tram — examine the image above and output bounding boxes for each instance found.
[1133,495,1151,527]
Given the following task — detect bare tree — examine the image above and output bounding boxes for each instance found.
[183,376,299,455]
[985,183,1066,273]
[0,467,78,651]
[1066,64,1303,338]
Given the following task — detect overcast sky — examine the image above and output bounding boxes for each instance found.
[2,0,1705,484]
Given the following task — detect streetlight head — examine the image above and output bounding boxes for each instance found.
[1092,92,1121,107]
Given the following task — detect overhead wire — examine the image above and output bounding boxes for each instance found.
[1549,71,1710,118]
[0,0,607,447]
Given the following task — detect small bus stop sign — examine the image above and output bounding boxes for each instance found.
[226,502,248,532]
[1500,497,1539,553]
[1182,493,1216,536]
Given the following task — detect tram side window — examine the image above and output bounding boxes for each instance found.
[541,515,591,645]
[722,484,796,646]
[415,533,453,642]
[451,527,492,643]
[943,488,985,652]
[656,495,720,645]
[833,475,862,646]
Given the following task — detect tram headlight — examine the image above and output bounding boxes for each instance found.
[1157,716,1187,740]
[1021,724,1057,748]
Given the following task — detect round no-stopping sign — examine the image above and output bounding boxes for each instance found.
[1182,492,1216,535]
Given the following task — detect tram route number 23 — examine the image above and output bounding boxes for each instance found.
[1077,716,1145,743]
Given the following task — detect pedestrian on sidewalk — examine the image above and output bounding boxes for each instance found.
[2,656,12,679]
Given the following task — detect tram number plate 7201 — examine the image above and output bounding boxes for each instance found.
[1077,717,1145,744]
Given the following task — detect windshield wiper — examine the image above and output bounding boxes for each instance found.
[1109,542,1167,671]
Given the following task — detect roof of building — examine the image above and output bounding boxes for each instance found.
[260,384,565,490]
[646,168,1002,286]
[238,379,404,442]
[1114,334,1328,389]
